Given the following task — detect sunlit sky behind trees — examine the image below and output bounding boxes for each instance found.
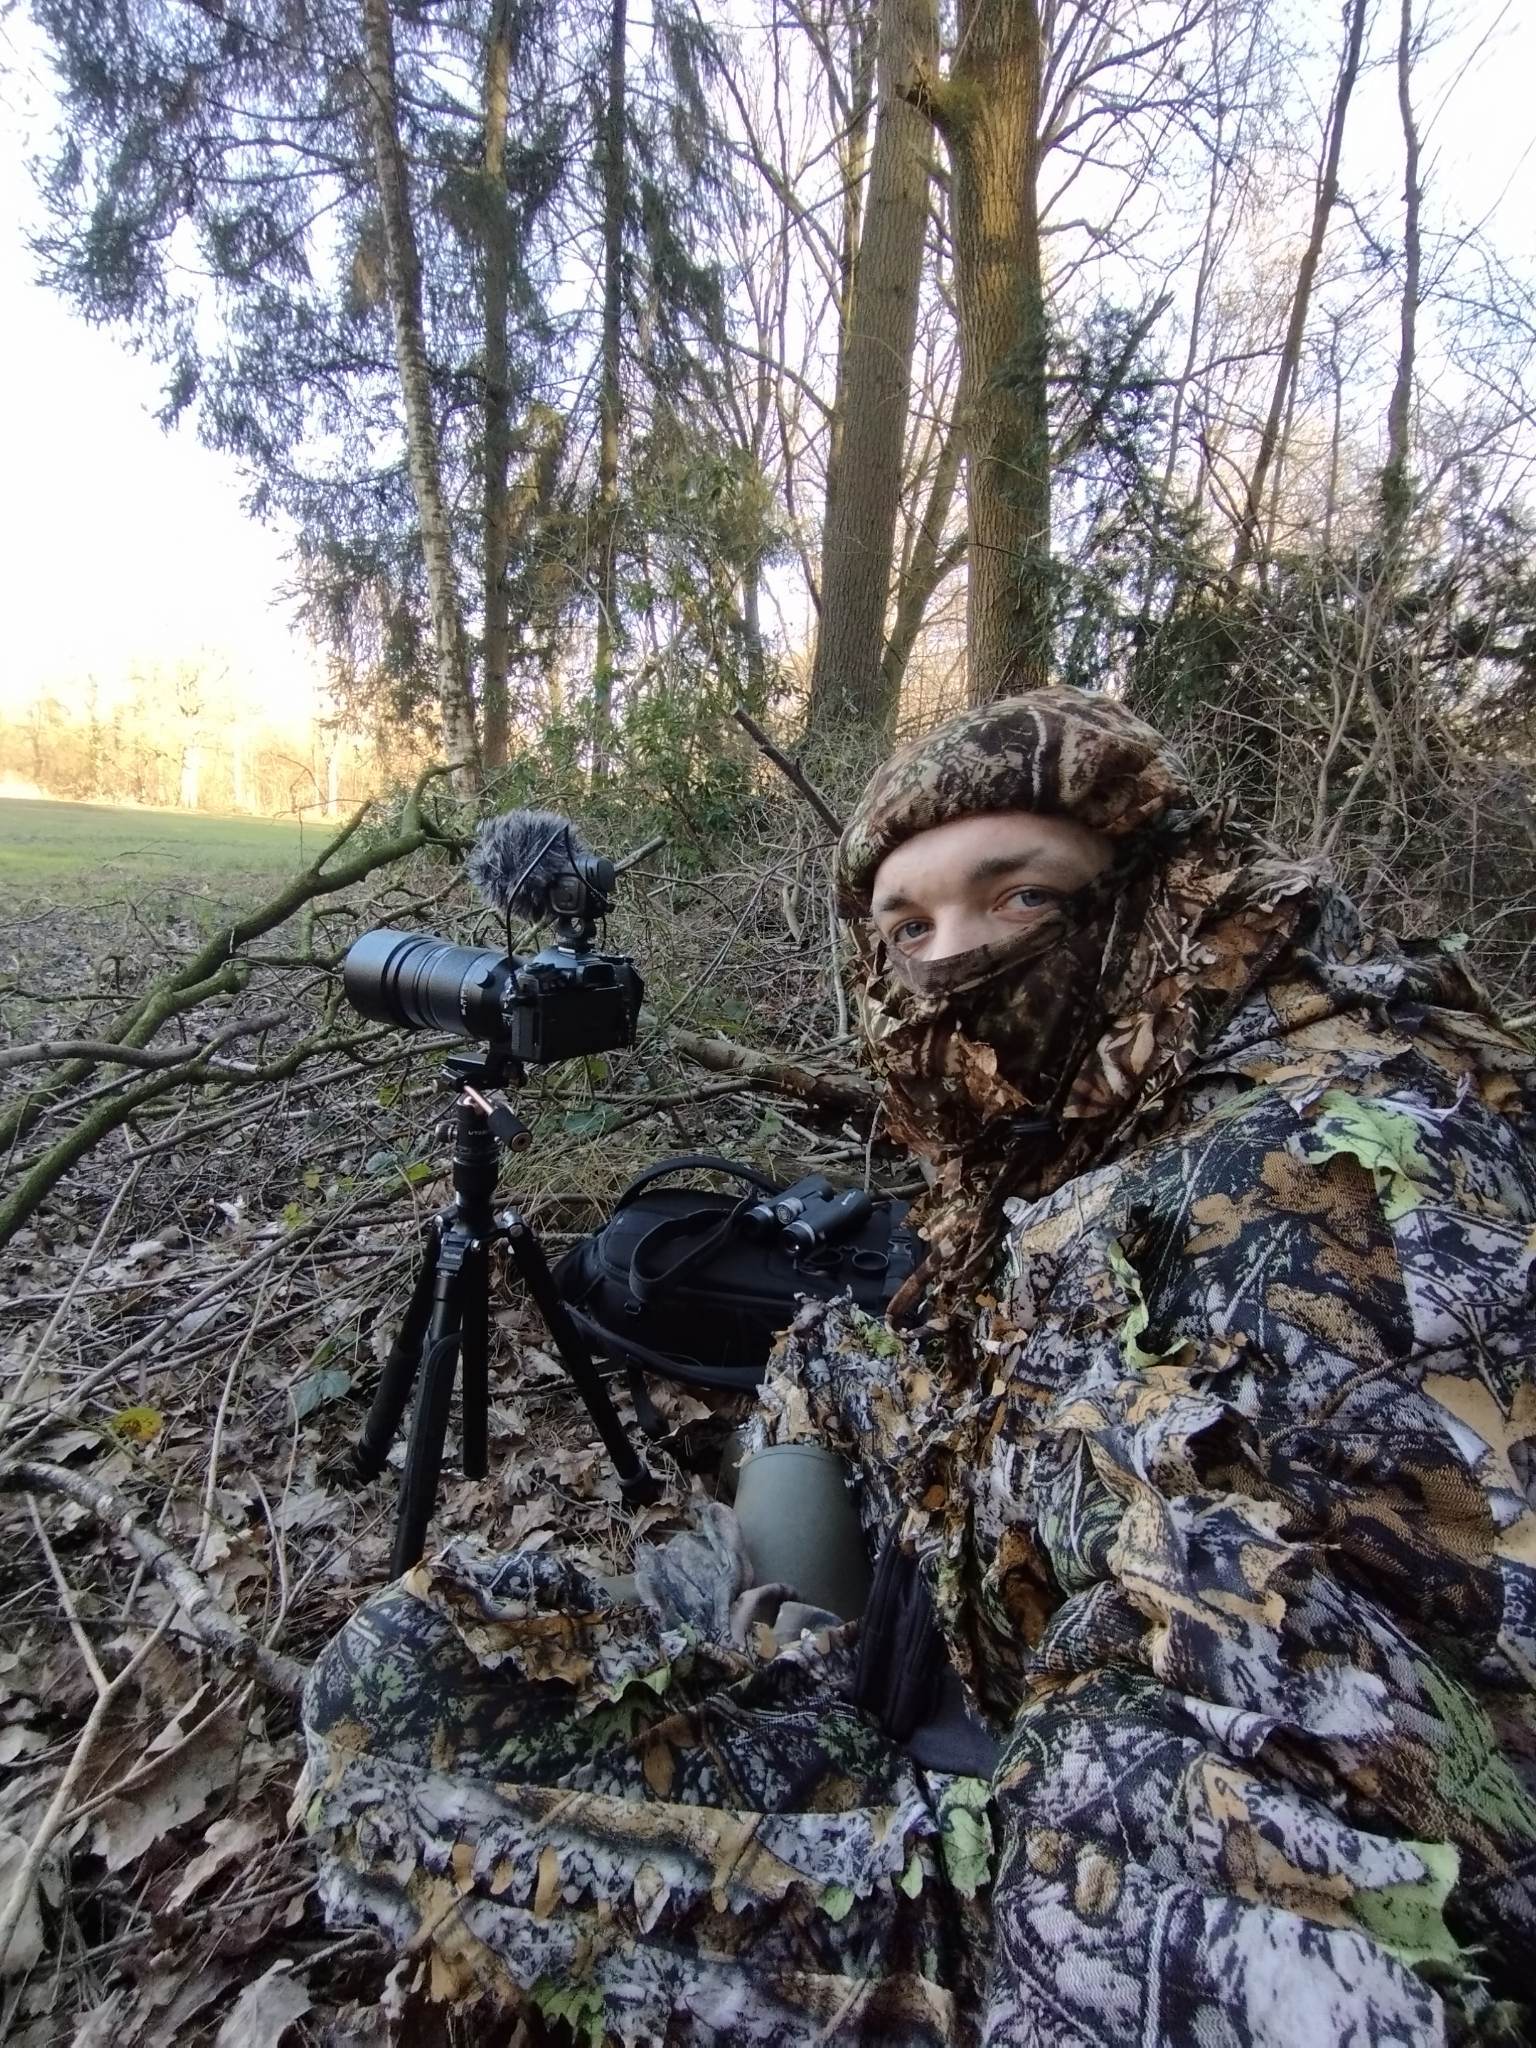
[0,14,326,727]
[0,0,1532,743]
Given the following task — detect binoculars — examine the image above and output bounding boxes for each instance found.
[741,1175,874,1251]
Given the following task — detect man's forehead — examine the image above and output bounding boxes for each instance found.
[873,811,1089,893]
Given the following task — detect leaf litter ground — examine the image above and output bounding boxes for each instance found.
[0,795,885,2045]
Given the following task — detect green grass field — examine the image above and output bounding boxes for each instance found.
[0,796,315,902]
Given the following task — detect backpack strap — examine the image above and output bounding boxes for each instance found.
[628,1200,756,1305]
[562,1301,764,1393]
[613,1153,781,1211]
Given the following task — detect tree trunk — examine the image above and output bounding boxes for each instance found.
[881,415,964,702]
[360,0,479,782]
[806,0,938,744]
[1229,0,1367,579]
[480,0,514,769]
[929,0,1049,703]
[591,0,627,781]
[823,0,877,498]
[742,557,768,707]
[1381,0,1421,552]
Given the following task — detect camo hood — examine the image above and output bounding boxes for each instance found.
[837,687,1192,915]
[836,690,1413,1315]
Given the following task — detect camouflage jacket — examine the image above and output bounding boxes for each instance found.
[756,910,1536,2041]
[303,912,1536,2045]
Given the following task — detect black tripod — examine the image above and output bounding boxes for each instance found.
[355,1047,661,1574]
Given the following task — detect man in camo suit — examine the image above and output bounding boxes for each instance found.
[301,688,1536,2045]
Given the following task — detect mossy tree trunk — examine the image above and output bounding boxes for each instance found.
[925,0,1050,705]
[806,0,939,746]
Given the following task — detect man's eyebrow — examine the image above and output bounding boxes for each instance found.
[963,849,1069,886]
[873,848,1073,917]
[872,887,919,916]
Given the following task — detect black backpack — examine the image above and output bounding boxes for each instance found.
[552,1153,918,1394]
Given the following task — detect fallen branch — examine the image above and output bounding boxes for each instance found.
[0,1009,289,1076]
[0,1460,306,1701]
[667,1026,877,1120]
[732,707,844,837]
[0,997,369,1250]
[615,832,665,872]
[0,762,458,1156]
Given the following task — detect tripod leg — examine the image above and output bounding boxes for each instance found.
[460,1242,489,1482]
[390,1251,466,1576]
[354,1228,440,1483]
[502,1212,662,1507]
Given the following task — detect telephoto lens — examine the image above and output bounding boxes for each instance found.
[342,929,516,1041]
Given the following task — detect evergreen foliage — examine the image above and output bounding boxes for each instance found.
[29,0,778,784]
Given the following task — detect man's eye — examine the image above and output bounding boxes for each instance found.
[1004,887,1056,912]
[891,918,931,948]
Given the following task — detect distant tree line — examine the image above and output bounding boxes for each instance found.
[0,665,408,817]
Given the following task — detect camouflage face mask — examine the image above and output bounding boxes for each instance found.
[838,690,1320,1321]
[861,861,1139,1161]
[842,691,1184,1163]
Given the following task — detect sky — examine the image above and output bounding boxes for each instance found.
[0,16,326,724]
[0,1,1531,732]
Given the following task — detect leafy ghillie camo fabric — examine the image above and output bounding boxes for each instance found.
[836,688,1193,904]
[301,691,1536,2044]
[301,1545,988,2041]
[752,896,1536,2044]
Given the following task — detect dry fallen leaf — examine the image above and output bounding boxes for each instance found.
[0,1728,49,1765]
[166,1811,275,1911]
[0,1826,62,1975]
[89,1698,256,1873]
[213,1960,312,2048]
[135,1958,239,2048]
[69,1990,131,2047]
[271,1487,341,1532]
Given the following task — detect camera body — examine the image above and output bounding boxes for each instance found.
[342,928,643,1065]
[342,809,645,1067]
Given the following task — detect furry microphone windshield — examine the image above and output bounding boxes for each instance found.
[466,808,596,921]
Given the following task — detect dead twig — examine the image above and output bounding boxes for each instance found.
[732,707,844,836]
[615,833,666,872]
[0,1601,170,1976]
[0,1160,143,1441]
[192,1276,272,1572]
[0,1460,307,1701]
[2,1179,414,1462]
[667,1026,878,1119]
[0,1010,289,1075]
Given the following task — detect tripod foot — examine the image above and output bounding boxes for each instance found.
[619,1467,666,1508]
